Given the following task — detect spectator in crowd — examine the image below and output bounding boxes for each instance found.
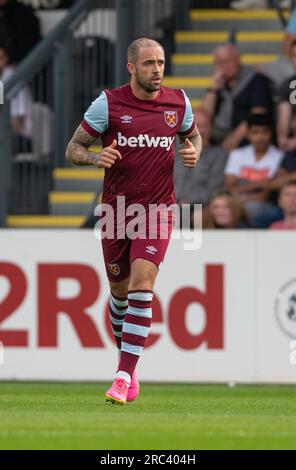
[268,149,296,188]
[203,189,250,229]
[286,4,296,38]
[0,0,40,64]
[258,36,295,102]
[202,44,273,152]
[277,40,296,151]
[0,42,32,148]
[269,181,296,229]
[224,113,283,227]
[174,107,228,206]
[256,1,296,94]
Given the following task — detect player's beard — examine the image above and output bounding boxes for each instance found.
[135,71,162,93]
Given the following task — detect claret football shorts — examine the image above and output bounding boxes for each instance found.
[100,205,174,282]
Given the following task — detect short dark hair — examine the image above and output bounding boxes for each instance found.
[247,112,273,130]
[127,38,164,63]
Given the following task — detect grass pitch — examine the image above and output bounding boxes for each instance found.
[0,382,296,450]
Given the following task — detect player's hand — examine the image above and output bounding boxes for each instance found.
[179,138,199,168]
[92,140,122,168]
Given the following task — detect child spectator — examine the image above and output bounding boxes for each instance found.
[203,189,250,229]
[269,181,296,230]
[224,113,283,227]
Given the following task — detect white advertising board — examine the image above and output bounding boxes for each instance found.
[0,230,295,383]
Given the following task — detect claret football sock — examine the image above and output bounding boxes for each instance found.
[117,290,153,378]
[109,292,128,349]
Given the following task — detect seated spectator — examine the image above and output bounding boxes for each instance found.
[277,40,296,152]
[269,181,296,229]
[0,42,32,149]
[257,27,296,99]
[267,149,296,190]
[0,0,40,64]
[202,44,273,152]
[203,189,250,229]
[224,113,283,227]
[286,5,296,40]
[174,107,228,206]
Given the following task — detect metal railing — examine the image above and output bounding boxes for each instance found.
[0,0,190,227]
[274,0,296,27]
[0,0,115,223]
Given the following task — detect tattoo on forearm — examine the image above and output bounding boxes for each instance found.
[66,125,97,166]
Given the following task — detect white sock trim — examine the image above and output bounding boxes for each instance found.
[128,291,153,302]
[111,294,128,307]
[115,370,131,385]
[110,298,128,316]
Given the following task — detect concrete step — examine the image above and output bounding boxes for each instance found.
[53,167,105,192]
[189,8,288,31]
[7,215,86,228]
[163,76,212,99]
[49,191,101,216]
[175,31,283,54]
[172,53,278,76]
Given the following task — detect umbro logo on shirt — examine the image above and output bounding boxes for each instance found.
[117,132,175,151]
[120,115,133,124]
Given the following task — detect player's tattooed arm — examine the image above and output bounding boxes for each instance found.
[66,125,98,166]
[66,125,122,168]
[178,125,202,168]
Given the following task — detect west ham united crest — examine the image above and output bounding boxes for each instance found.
[164,110,178,128]
[108,263,120,276]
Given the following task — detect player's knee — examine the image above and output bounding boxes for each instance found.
[110,280,129,299]
[129,271,155,291]
[129,281,153,291]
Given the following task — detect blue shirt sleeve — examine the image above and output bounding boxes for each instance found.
[83,91,108,135]
[286,8,296,34]
[178,89,194,134]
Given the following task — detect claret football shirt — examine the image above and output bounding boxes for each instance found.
[81,84,195,207]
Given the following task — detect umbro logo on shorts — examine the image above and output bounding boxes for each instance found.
[117,132,175,151]
[108,263,120,276]
[146,246,158,255]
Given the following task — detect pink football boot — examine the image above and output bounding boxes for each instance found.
[127,370,140,402]
[105,378,129,405]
